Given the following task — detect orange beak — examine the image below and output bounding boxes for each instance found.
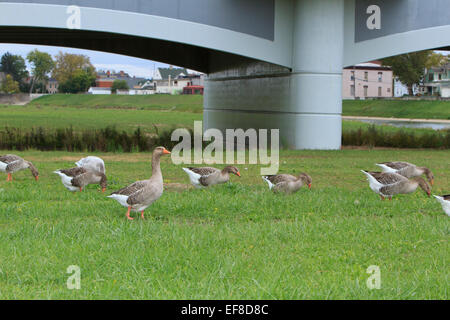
[163,148,171,154]
[308,183,311,189]
[236,172,241,177]
[427,191,431,197]
[35,176,39,181]
[102,187,106,192]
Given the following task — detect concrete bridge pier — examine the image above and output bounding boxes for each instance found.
[204,0,344,149]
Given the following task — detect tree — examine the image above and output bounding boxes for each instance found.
[26,49,54,93]
[58,68,96,93]
[1,74,20,93]
[52,52,95,84]
[111,80,129,93]
[382,50,447,96]
[0,52,28,84]
[425,52,447,69]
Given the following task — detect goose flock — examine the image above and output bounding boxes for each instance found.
[0,150,448,219]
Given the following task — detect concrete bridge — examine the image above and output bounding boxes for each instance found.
[1,0,450,149]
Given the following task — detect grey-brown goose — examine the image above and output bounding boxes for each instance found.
[262,173,312,194]
[108,146,171,220]
[0,154,39,181]
[53,167,107,192]
[361,170,431,200]
[182,166,240,188]
[433,194,450,216]
[375,162,434,185]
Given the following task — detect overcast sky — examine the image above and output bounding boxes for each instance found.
[0,43,192,79]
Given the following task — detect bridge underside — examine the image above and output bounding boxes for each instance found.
[0,26,260,74]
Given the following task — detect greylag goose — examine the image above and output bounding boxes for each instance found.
[375,162,434,186]
[107,146,170,220]
[182,166,240,188]
[433,195,450,216]
[262,173,312,194]
[75,156,106,174]
[361,170,431,200]
[0,154,39,181]
[53,167,107,192]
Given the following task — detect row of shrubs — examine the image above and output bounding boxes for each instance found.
[0,125,448,151]
[0,126,188,152]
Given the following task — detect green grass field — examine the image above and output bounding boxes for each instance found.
[343,99,450,120]
[0,149,448,299]
[27,94,450,119]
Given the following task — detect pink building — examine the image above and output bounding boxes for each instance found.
[342,62,393,99]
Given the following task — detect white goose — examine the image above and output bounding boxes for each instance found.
[433,195,450,216]
[75,156,106,174]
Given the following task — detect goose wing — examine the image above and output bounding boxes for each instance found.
[59,167,87,177]
[111,180,147,196]
[366,172,407,185]
[265,174,297,185]
[188,167,218,177]
[126,182,162,206]
[379,162,412,170]
[0,154,23,164]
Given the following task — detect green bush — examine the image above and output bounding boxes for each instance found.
[342,125,449,149]
[0,126,192,152]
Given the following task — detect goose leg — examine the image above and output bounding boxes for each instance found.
[7,173,12,181]
[126,206,134,220]
[141,211,145,220]
[379,195,385,200]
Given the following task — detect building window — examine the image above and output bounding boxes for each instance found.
[350,71,355,81]
[429,74,434,81]
[387,88,391,93]
[350,85,355,96]
[378,72,382,82]
[438,73,442,80]
[363,85,368,97]
[378,87,382,96]
[364,72,368,81]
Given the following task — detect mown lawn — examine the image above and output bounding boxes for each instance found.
[29,94,203,113]
[0,104,202,133]
[27,94,450,119]
[343,99,450,120]
[0,149,448,299]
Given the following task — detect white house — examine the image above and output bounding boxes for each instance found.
[88,87,111,95]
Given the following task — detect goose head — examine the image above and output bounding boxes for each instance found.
[413,177,431,197]
[223,166,241,177]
